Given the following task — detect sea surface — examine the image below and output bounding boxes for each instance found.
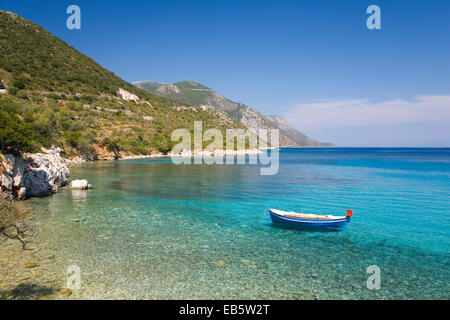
[26,148,450,299]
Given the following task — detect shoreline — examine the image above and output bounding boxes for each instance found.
[66,148,264,166]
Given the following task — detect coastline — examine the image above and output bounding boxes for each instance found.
[66,148,264,166]
[0,146,264,300]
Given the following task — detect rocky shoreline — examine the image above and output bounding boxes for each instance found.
[0,147,70,200]
[0,147,169,199]
[1,146,264,199]
[68,148,263,164]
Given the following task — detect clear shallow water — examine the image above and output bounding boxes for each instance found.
[27,148,450,299]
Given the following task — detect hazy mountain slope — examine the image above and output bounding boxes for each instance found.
[134,80,332,147]
[0,11,244,157]
[133,81,165,93]
[265,116,334,147]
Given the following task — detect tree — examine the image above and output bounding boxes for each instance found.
[101,136,121,160]
[0,198,30,249]
[76,133,96,159]
[152,133,172,154]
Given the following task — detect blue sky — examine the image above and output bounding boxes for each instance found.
[1,0,449,146]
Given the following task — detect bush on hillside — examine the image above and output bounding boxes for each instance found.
[7,87,18,95]
[101,136,122,159]
[152,134,172,154]
[0,111,35,152]
[12,79,26,90]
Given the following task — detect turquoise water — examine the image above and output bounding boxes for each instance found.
[27,148,450,299]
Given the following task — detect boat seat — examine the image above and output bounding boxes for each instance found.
[283,213,332,220]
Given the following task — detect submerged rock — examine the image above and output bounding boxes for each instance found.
[25,261,38,268]
[59,288,72,296]
[210,260,225,268]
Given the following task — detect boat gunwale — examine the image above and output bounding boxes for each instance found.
[269,209,347,222]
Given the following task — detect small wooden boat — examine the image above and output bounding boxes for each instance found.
[269,209,353,228]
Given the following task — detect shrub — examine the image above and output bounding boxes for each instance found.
[12,79,25,90]
[65,131,81,148]
[131,144,149,155]
[46,93,60,100]
[101,136,121,159]
[16,90,29,100]
[0,111,35,152]
[76,134,96,158]
[67,101,82,111]
[8,87,18,95]
[152,134,172,154]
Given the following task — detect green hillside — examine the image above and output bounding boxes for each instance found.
[1,11,146,97]
[0,11,244,157]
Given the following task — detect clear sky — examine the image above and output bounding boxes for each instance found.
[1,0,449,146]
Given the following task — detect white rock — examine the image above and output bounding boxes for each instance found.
[2,153,15,176]
[23,147,70,197]
[69,179,89,190]
[12,156,24,187]
[1,147,71,199]
[117,88,139,102]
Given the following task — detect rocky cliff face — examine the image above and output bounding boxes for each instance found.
[0,147,69,199]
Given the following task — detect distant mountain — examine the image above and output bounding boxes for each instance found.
[134,80,332,147]
[265,116,334,147]
[0,11,244,158]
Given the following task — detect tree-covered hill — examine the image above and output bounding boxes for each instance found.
[0,11,245,157]
[1,10,147,97]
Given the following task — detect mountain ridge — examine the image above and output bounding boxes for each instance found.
[134,80,333,147]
